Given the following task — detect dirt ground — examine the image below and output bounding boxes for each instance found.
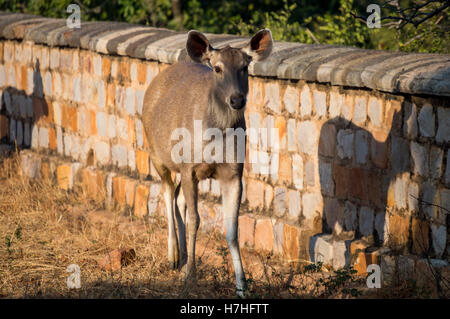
[0,154,431,299]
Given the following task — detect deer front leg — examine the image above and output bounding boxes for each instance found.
[180,173,199,281]
[221,177,246,297]
[175,182,187,268]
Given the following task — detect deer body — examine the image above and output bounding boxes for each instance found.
[142,30,273,296]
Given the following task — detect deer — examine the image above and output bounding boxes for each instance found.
[142,29,273,296]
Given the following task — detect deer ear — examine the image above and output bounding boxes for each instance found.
[187,30,213,63]
[243,29,273,62]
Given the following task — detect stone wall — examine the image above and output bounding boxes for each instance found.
[0,12,449,290]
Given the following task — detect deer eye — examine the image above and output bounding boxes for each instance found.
[213,65,222,73]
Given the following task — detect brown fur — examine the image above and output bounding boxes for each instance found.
[141,29,273,296]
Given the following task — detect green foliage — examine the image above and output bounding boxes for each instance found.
[14,225,22,240]
[321,267,360,297]
[315,0,372,47]
[4,225,21,256]
[397,17,450,53]
[235,0,313,43]
[302,261,324,274]
[0,0,447,53]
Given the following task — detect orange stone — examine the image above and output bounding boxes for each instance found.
[136,150,150,175]
[254,218,274,252]
[283,224,299,262]
[388,214,410,249]
[134,184,150,217]
[113,175,127,207]
[354,252,369,275]
[48,127,57,150]
[82,168,105,200]
[127,117,136,145]
[274,116,286,141]
[40,162,52,181]
[120,61,129,79]
[57,164,72,190]
[246,179,265,209]
[278,153,292,184]
[20,65,27,91]
[350,240,369,256]
[137,62,147,84]
[238,215,255,248]
[125,179,137,207]
[102,56,111,78]
[64,106,77,132]
[387,184,395,208]
[107,83,115,107]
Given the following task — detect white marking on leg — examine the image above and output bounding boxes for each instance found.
[222,178,246,295]
[164,184,179,267]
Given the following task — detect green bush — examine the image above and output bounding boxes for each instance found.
[0,0,447,53]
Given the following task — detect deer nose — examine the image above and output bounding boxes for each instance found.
[229,93,246,110]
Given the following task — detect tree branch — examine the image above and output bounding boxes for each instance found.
[351,0,449,29]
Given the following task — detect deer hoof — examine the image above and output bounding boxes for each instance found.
[169,260,179,269]
[236,289,246,298]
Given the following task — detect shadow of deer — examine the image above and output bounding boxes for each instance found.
[314,101,446,267]
[1,59,48,156]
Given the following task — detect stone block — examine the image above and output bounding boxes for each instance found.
[247,179,265,209]
[411,218,429,255]
[134,184,150,217]
[297,121,318,155]
[403,102,418,139]
[292,154,303,190]
[283,224,300,263]
[288,189,301,219]
[368,97,383,127]
[255,218,274,252]
[274,187,286,216]
[418,104,435,137]
[336,129,353,160]
[313,90,327,118]
[300,85,311,117]
[359,206,374,237]
[283,85,298,114]
[318,123,336,157]
[239,215,255,248]
[436,107,450,143]
[410,142,428,177]
[302,192,322,220]
[311,234,333,265]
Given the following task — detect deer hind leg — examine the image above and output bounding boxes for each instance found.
[175,182,187,268]
[180,172,199,280]
[153,162,179,269]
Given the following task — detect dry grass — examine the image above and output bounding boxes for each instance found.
[0,152,414,299]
